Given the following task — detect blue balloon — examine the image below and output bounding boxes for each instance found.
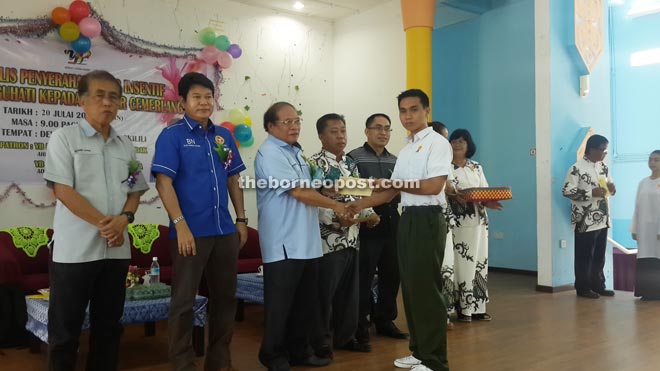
[234,124,252,142]
[71,35,91,54]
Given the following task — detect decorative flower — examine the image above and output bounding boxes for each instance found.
[122,160,143,188]
[213,135,234,170]
[126,265,145,287]
[302,154,323,181]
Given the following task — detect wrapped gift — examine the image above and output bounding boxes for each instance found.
[460,186,512,202]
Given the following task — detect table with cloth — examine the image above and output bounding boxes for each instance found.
[235,273,264,321]
[25,295,208,356]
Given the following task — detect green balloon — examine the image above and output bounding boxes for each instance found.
[240,136,255,147]
[215,35,231,51]
[199,27,216,46]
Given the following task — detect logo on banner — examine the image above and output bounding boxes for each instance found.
[64,50,92,65]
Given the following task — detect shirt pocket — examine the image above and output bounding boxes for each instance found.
[290,159,310,179]
[73,151,104,186]
[182,144,210,174]
[404,150,426,180]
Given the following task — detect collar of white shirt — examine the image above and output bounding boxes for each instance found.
[408,126,434,143]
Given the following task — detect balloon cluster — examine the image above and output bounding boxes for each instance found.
[51,1,101,55]
[220,108,254,148]
[198,27,242,69]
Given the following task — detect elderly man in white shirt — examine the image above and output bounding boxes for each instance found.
[44,70,148,371]
[349,89,452,371]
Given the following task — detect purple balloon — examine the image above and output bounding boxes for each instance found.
[227,44,242,59]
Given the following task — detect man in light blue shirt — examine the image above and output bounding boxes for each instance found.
[255,102,348,371]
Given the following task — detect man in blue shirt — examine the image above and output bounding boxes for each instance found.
[152,72,247,371]
[255,102,348,371]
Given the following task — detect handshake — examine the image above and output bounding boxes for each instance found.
[331,200,380,229]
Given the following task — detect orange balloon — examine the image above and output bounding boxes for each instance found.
[51,7,71,25]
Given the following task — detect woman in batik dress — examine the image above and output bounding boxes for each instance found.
[446,129,502,322]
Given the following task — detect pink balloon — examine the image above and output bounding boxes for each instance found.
[217,51,233,69]
[200,45,220,65]
[78,17,101,38]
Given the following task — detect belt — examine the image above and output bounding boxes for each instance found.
[401,205,442,213]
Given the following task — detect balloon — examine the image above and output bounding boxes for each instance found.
[227,44,242,59]
[69,1,91,23]
[228,108,245,125]
[239,136,254,148]
[214,35,231,51]
[234,124,252,142]
[59,22,80,42]
[233,136,241,148]
[243,116,252,127]
[220,121,236,134]
[199,27,216,46]
[216,51,233,69]
[71,35,91,54]
[200,45,220,64]
[78,17,101,38]
[51,7,71,25]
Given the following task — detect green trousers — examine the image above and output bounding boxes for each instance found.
[397,206,448,371]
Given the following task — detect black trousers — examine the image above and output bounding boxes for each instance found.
[168,234,239,371]
[48,258,129,371]
[259,258,320,369]
[358,236,400,333]
[313,248,359,349]
[574,228,608,293]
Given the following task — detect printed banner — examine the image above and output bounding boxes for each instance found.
[0,35,216,183]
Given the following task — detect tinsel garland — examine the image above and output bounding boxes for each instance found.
[0,183,161,208]
[0,4,201,58]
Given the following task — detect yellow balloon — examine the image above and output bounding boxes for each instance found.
[59,22,80,42]
[228,108,245,125]
[244,116,252,127]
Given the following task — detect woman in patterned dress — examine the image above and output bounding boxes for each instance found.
[446,129,502,322]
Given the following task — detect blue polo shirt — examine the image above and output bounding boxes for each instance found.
[254,135,322,263]
[151,115,246,238]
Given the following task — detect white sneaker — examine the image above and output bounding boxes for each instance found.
[394,355,422,369]
[410,365,433,371]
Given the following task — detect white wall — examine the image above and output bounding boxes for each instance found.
[333,0,407,153]
[1,0,406,229]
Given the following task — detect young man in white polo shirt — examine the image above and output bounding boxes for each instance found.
[44,70,148,371]
[348,89,452,371]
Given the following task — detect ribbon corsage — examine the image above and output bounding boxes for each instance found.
[123,160,143,188]
[213,135,234,170]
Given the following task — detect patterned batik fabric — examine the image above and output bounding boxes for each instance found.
[310,149,374,255]
[127,224,161,254]
[448,159,491,316]
[562,157,612,233]
[5,226,49,258]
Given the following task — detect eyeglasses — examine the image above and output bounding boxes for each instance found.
[87,92,121,105]
[275,118,303,127]
[367,125,392,133]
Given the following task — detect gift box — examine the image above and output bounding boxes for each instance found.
[461,186,512,202]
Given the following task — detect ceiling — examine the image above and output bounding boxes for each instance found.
[228,0,523,24]
[228,0,393,20]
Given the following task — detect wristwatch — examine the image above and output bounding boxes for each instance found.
[236,217,248,224]
[120,211,135,223]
